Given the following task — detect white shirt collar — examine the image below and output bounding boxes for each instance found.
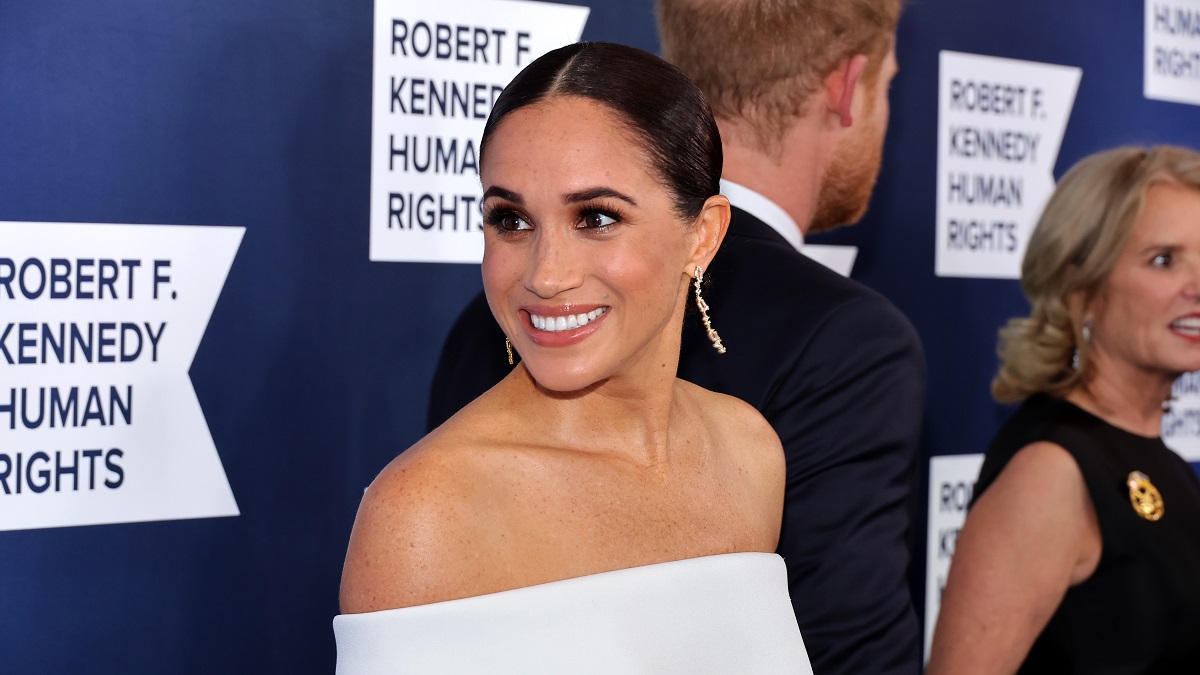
[719,179,804,252]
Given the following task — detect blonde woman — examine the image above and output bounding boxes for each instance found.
[928,146,1200,673]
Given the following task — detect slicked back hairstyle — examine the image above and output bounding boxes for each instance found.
[479,41,723,221]
[657,0,902,150]
[993,145,1200,403]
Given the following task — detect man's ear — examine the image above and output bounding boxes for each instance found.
[687,195,731,273]
[823,54,869,128]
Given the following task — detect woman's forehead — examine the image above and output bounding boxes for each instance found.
[482,98,656,187]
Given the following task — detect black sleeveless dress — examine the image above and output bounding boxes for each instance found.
[974,394,1200,674]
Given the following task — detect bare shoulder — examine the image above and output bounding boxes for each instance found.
[968,440,1096,557]
[339,432,494,614]
[927,441,1099,673]
[676,380,784,486]
[972,440,1098,565]
[979,441,1088,513]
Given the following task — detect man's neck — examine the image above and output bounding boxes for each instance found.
[720,179,803,250]
[717,115,830,237]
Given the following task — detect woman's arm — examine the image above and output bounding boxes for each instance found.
[926,441,1101,675]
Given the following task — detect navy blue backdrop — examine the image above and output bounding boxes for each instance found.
[0,0,1197,672]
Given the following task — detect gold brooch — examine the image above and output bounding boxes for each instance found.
[1127,471,1164,522]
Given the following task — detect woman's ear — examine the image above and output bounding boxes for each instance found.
[686,195,731,273]
[1064,283,1100,330]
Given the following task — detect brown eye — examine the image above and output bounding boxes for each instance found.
[502,214,532,231]
[486,212,531,232]
[580,211,618,229]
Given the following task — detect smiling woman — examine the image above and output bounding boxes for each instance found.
[928,146,1200,674]
[334,42,811,674]
[479,95,711,392]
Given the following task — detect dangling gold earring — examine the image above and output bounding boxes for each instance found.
[694,265,726,354]
[505,338,514,365]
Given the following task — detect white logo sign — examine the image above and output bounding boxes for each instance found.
[935,52,1081,279]
[0,222,242,531]
[924,453,984,661]
[369,0,590,264]
[1163,371,1200,461]
[1145,0,1200,106]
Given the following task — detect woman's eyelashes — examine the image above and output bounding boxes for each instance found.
[483,202,626,235]
[577,205,622,231]
[483,206,532,234]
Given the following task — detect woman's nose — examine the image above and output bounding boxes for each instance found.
[523,229,584,299]
[1183,261,1200,300]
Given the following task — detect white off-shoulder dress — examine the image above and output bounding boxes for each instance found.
[334,552,812,674]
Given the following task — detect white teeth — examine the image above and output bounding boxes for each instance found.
[529,307,608,333]
[1174,317,1200,330]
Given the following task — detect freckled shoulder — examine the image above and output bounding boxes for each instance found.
[676,379,785,490]
[339,433,498,614]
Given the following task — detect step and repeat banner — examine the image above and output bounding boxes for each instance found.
[1,223,242,531]
[913,0,1200,655]
[1,0,1197,671]
[367,0,588,263]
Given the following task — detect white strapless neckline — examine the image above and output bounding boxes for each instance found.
[334,551,811,674]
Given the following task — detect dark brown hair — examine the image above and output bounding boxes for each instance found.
[479,41,722,220]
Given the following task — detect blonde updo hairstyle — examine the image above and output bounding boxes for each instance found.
[993,145,1200,404]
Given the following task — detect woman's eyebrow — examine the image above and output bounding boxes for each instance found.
[562,187,638,206]
[483,186,522,202]
[1138,243,1178,255]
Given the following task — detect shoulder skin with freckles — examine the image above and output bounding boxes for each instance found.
[674,378,787,541]
[342,370,787,615]
[340,376,577,614]
[338,426,501,614]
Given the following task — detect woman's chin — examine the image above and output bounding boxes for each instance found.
[525,360,606,395]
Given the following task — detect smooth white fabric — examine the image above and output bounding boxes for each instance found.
[334,552,812,674]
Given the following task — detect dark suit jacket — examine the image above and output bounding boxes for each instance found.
[427,207,925,675]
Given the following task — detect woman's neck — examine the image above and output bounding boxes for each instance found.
[504,356,687,467]
[1066,354,1176,437]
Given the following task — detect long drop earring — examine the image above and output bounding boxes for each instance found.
[694,266,726,354]
[505,338,514,365]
